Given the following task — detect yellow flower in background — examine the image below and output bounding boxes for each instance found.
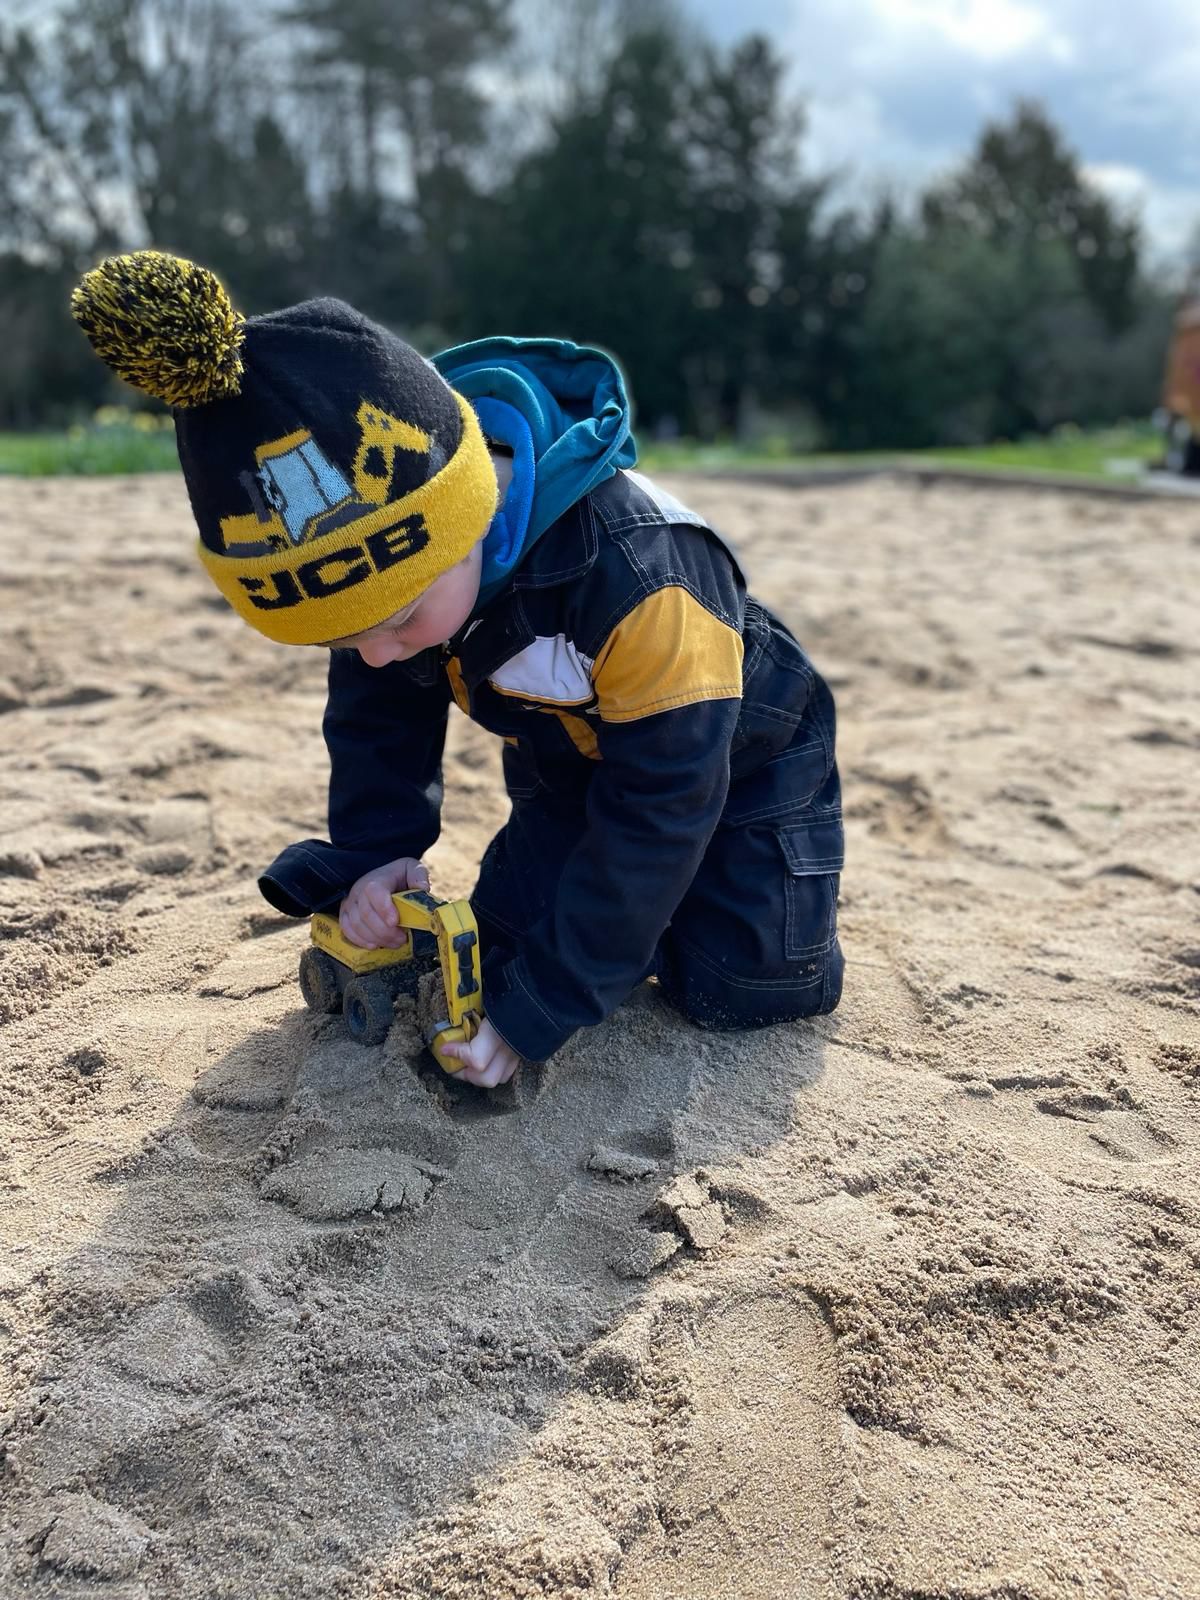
[90,404,172,432]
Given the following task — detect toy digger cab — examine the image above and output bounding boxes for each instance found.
[299,890,482,1073]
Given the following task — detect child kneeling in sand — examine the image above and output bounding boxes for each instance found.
[72,252,845,1087]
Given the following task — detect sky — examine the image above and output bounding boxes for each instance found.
[685,0,1200,262]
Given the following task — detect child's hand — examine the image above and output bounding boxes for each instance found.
[441,1018,522,1088]
[339,857,430,949]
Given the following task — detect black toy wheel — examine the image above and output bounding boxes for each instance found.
[342,974,395,1046]
[299,947,342,1014]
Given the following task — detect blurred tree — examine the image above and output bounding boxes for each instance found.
[831,99,1169,448]
[469,23,836,440]
[280,0,510,328]
[922,100,1141,333]
[835,227,1076,447]
[460,21,698,426]
[683,36,810,437]
[511,0,689,133]
[834,220,1170,450]
[785,198,895,450]
[0,255,109,428]
[0,15,125,261]
[0,0,314,293]
[0,0,315,419]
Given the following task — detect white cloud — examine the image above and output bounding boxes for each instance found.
[872,0,1072,62]
[1086,162,1151,204]
[1086,163,1199,260]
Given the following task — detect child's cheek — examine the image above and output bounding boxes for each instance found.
[413,600,466,651]
[404,618,444,652]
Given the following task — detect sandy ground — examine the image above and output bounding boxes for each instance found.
[0,470,1198,1600]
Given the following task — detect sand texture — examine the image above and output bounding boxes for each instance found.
[1,471,1198,1599]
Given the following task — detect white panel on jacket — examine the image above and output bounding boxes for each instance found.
[621,469,708,528]
[489,635,596,705]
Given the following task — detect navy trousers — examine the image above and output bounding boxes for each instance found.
[471,759,844,1036]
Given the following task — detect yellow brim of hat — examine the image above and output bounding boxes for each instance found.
[197,391,498,645]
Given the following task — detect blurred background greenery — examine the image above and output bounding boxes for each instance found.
[0,0,1194,471]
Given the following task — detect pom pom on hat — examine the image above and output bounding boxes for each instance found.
[70,250,246,409]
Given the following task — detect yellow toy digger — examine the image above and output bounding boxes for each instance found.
[298,890,482,1072]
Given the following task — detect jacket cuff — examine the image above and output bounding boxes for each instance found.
[257,838,405,918]
[482,957,575,1064]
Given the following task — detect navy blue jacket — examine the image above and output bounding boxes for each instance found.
[260,469,839,1060]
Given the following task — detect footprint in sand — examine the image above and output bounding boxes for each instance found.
[845,767,950,855]
[959,1064,1181,1184]
[190,1025,299,1114]
[106,1299,230,1393]
[33,1492,153,1583]
[196,945,297,1000]
[16,1270,271,1493]
[1154,1040,1200,1087]
[614,1293,839,1599]
[107,1269,273,1393]
[1035,1086,1178,1164]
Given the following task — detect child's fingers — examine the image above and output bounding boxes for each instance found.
[442,1036,517,1088]
[338,905,372,946]
[439,1039,481,1080]
[460,1057,515,1088]
[359,907,409,947]
[360,883,410,945]
[340,897,407,950]
[364,881,399,923]
[345,922,409,950]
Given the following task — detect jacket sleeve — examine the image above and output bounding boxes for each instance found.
[258,647,451,916]
[484,576,744,1061]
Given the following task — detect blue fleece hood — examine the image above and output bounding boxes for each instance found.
[431,337,636,604]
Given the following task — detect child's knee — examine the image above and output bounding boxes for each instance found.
[657,934,843,1031]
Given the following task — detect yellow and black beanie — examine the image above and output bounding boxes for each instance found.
[70,251,497,645]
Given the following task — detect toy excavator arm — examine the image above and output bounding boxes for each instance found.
[389,891,483,1064]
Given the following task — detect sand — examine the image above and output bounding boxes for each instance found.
[0,469,1197,1599]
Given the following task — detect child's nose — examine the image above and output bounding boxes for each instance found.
[357,638,405,668]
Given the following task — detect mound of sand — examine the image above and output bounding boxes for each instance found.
[1,471,1197,1598]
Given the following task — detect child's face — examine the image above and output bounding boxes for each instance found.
[323,538,484,667]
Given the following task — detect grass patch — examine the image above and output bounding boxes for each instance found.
[0,414,179,476]
[639,441,893,474]
[641,423,1162,483]
[918,423,1161,480]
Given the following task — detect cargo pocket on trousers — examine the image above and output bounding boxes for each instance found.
[777,817,844,962]
[501,741,543,802]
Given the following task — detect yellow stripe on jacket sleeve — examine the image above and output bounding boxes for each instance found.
[591,586,744,724]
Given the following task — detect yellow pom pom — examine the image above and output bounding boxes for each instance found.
[70,250,246,409]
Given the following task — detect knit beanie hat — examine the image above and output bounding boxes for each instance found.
[70,251,498,645]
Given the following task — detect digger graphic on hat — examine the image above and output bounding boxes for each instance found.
[222,402,444,557]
